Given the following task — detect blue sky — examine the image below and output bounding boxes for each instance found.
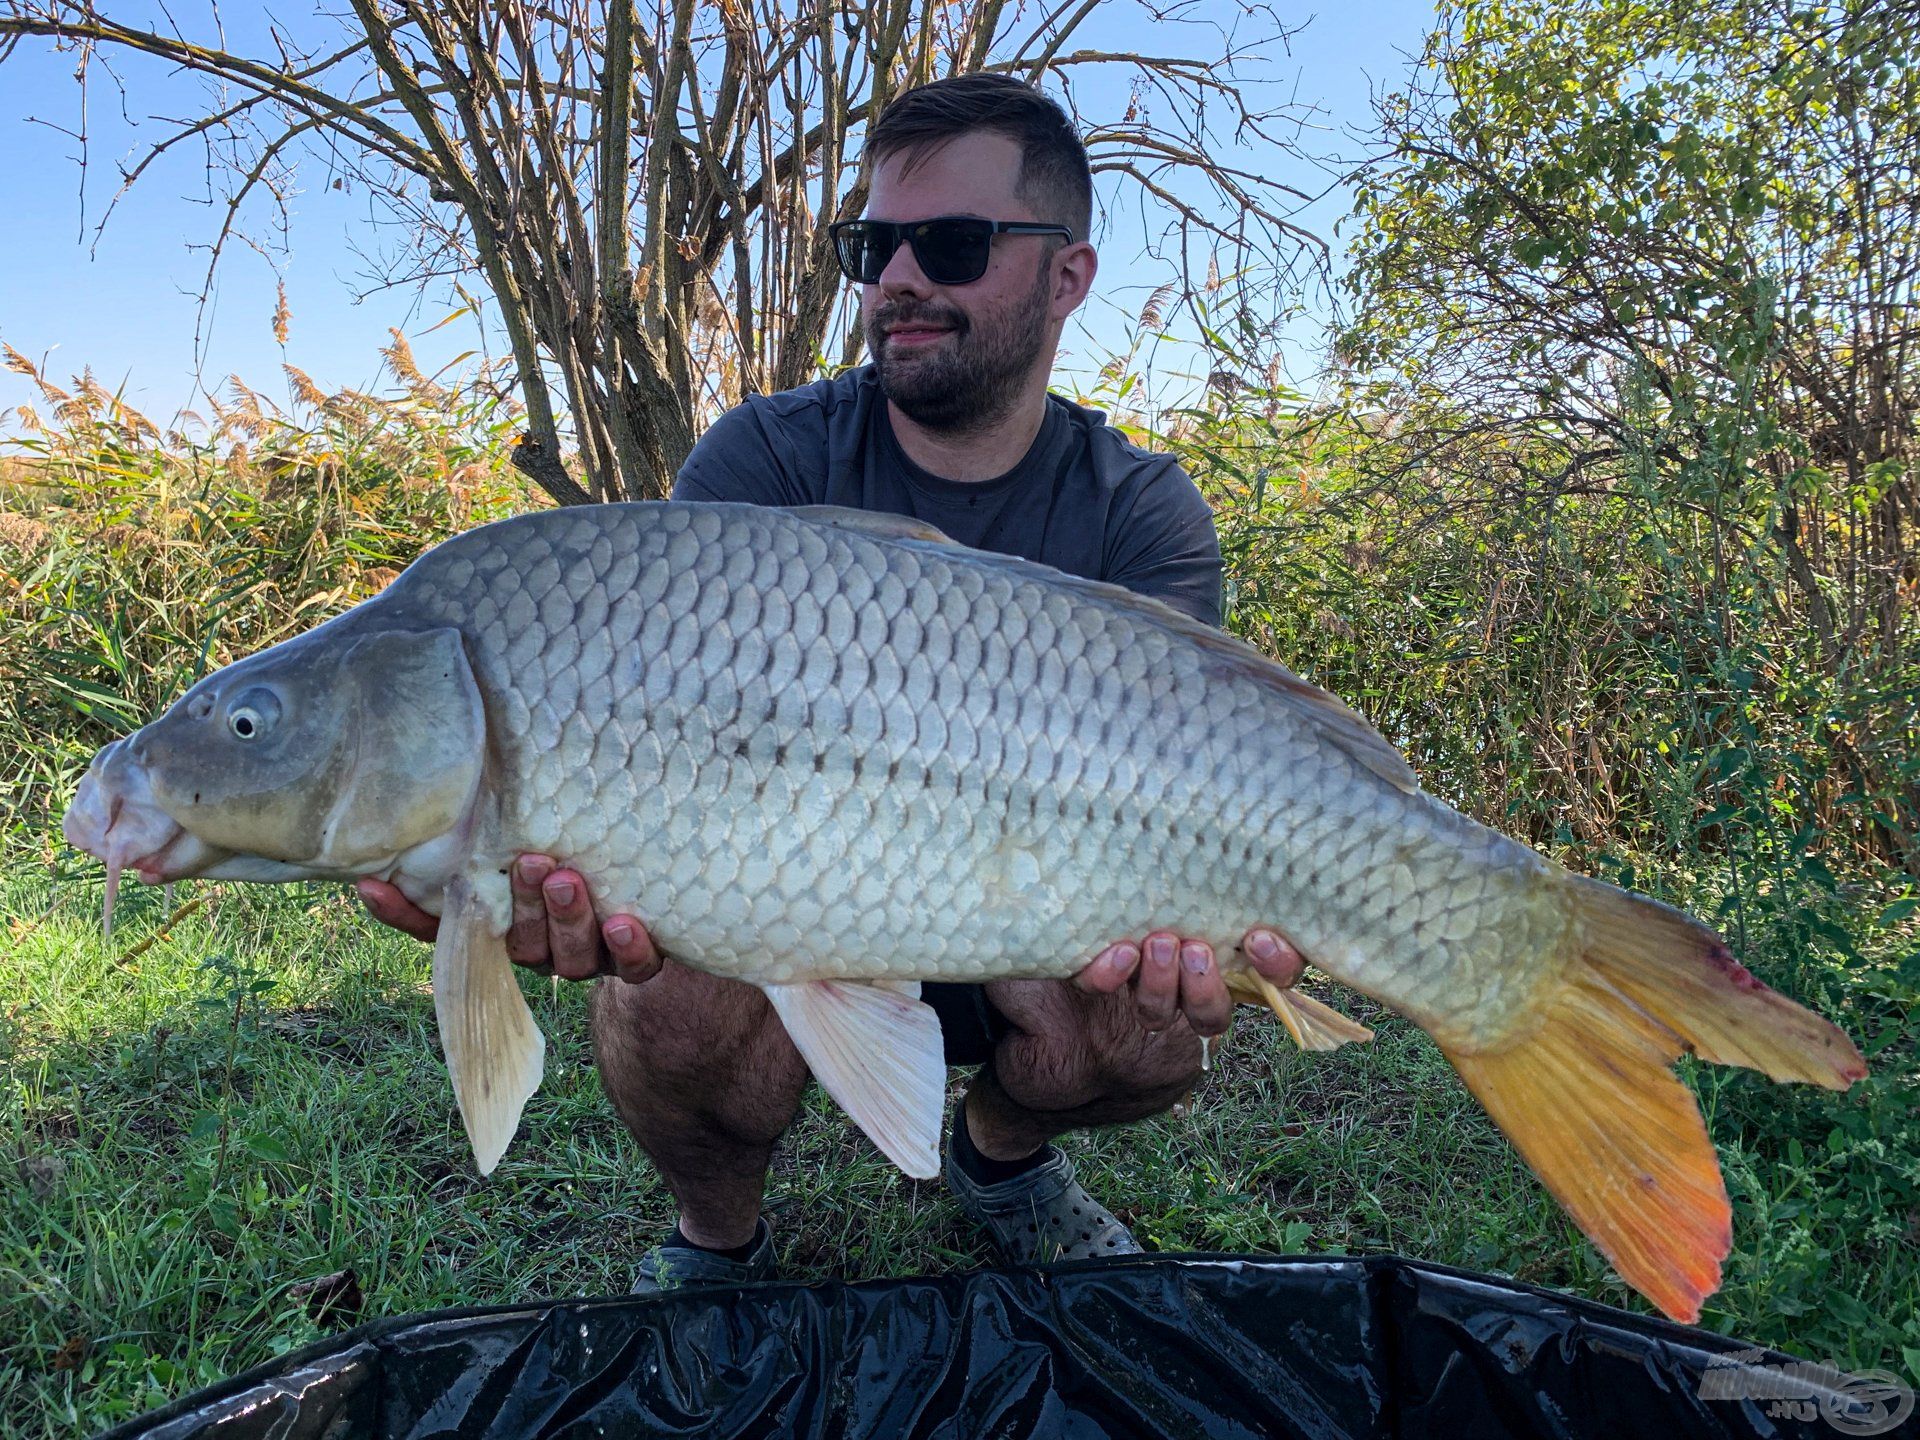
[0,2,1439,430]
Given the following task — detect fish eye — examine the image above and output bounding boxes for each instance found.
[226,687,282,741]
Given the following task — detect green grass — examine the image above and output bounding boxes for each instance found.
[4,861,1914,1436]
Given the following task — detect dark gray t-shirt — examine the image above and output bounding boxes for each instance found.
[671,365,1223,625]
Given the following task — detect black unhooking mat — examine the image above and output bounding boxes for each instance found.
[100,1255,1914,1440]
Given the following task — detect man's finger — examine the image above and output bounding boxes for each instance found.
[603,915,662,985]
[1135,931,1180,1030]
[506,855,556,967]
[1177,940,1232,1037]
[543,869,606,980]
[1243,928,1306,989]
[355,878,440,942]
[1073,942,1140,994]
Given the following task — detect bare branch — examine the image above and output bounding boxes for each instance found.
[3,0,1328,499]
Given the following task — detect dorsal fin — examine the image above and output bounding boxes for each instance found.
[779,504,1419,796]
[953,549,1419,796]
[788,505,957,546]
[1153,601,1420,795]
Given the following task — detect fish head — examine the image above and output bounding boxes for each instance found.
[64,625,487,928]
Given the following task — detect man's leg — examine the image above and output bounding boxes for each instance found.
[943,975,1207,1261]
[589,959,811,1252]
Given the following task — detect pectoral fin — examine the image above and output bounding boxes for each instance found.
[434,872,545,1175]
[763,979,945,1178]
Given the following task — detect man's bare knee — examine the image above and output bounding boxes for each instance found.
[1064,982,1208,1094]
[590,961,808,1148]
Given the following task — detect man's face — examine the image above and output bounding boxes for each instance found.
[863,131,1072,435]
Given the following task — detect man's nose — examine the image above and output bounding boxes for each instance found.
[876,233,934,298]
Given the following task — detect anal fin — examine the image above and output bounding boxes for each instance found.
[1226,968,1374,1051]
[763,979,945,1178]
[434,873,546,1175]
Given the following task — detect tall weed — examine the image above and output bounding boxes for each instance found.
[0,346,541,854]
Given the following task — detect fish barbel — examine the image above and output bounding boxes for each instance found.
[61,502,1865,1321]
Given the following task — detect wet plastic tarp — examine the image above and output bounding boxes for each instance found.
[102,1255,1891,1440]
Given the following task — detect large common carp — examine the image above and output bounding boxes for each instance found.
[63,502,1864,1321]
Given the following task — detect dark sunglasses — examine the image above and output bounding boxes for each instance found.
[829,216,1075,286]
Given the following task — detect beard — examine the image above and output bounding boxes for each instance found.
[868,258,1053,435]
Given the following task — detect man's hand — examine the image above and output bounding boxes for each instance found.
[355,855,662,985]
[1073,928,1305,1038]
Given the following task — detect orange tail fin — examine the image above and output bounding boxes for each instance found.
[1440,876,1865,1323]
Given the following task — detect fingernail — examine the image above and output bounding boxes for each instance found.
[1182,942,1211,974]
[1247,931,1279,963]
[1148,936,1176,966]
[1114,943,1140,972]
[545,880,576,907]
[606,921,634,947]
[517,856,552,884]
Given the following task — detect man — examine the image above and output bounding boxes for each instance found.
[359,73,1305,1287]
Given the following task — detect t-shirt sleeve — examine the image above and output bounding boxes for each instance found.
[1103,460,1225,627]
[670,399,818,505]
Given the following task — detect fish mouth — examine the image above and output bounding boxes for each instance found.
[128,825,199,884]
[63,738,209,936]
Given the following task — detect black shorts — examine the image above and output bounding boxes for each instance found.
[922,982,1012,1066]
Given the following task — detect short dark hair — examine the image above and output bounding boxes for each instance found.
[868,74,1093,246]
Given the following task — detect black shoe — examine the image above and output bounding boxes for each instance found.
[946,1133,1142,1263]
[631,1218,778,1293]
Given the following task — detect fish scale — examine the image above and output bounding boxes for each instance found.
[62,500,1866,1323]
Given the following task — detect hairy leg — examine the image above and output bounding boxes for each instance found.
[589,959,811,1249]
[966,978,1209,1160]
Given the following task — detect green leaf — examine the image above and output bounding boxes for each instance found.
[1825,1291,1875,1327]
[243,1133,292,1165]
[189,1111,224,1142]
[1879,896,1920,926]
[1800,858,1841,894]
[207,1198,241,1236]
[1806,915,1860,960]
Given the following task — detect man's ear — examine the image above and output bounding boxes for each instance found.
[1051,241,1099,321]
